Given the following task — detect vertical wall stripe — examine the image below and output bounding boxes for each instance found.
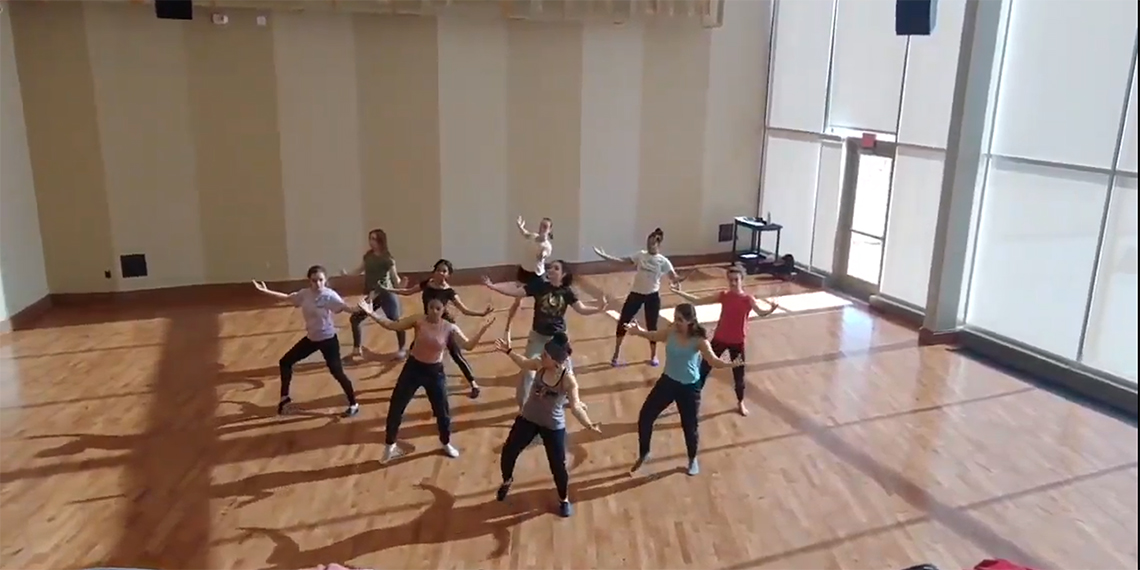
[0,6,49,319]
[185,10,288,284]
[637,21,712,255]
[578,21,645,261]
[272,11,365,278]
[437,11,510,269]
[8,1,116,294]
[699,0,770,252]
[354,15,443,272]
[84,3,205,291]
[506,20,584,263]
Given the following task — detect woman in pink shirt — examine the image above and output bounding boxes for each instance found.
[670,265,779,416]
[358,297,494,462]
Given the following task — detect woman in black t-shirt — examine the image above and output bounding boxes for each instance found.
[482,259,610,409]
[385,259,493,399]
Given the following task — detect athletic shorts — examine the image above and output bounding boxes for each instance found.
[516,266,541,284]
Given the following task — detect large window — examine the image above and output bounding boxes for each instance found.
[760,0,966,301]
[963,0,1138,383]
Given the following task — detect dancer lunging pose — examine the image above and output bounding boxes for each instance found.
[343,228,407,361]
[253,266,362,418]
[357,297,495,462]
[624,303,742,476]
[672,265,778,416]
[383,259,493,399]
[493,334,601,518]
[592,228,683,367]
[482,260,609,409]
[504,215,553,342]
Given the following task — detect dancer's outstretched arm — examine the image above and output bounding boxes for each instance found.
[623,321,669,343]
[382,281,422,296]
[451,295,494,317]
[570,291,610,315]
[358,299,421,331]
[565,372,601,431]
[494,338,543,370]
[340,262,365,277]
[482,276,527,298]
[592,246,636,265]
[252,280,291,301]
[451,318,496,351]
[749,296,780,317]
[669,282,721,305]
[698,338,744,369]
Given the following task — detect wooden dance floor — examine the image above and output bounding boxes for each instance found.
[0,269,1136,570]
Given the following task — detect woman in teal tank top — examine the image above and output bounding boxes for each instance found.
[624,303,741,476]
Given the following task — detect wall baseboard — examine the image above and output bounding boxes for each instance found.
[14,252,741,327]
[918,327,961,346]
[0,293,54,333]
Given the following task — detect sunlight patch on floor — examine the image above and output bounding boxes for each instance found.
[606,290,852,325]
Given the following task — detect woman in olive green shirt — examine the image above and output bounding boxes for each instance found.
[343,229,406,360]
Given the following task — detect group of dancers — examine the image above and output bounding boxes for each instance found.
[251,216,780,517]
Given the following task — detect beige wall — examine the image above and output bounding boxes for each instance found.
[6,0,770,294]
[0,5,49,320]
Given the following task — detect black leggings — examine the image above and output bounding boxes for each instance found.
[279,335,357,406]
[638,374,701,461]
[698,340,746,402]
[349,289,406,350]
[385,358,452,445]
[616,292,661,344]
[500,416,569,501]
[444,332,476,386]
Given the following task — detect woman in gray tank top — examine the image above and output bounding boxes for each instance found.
[493,333,600,518]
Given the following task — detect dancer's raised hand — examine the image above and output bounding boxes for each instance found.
[494,338,512,353]
[252,280,269,292]
[356,297,374,313]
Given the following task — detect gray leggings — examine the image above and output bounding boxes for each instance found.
[517,330,573,410]
[349,289,405,350]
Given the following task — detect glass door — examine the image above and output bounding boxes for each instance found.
[831,136,897,298]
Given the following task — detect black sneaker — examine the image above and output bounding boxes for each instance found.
[496,479,513,501]
[276,397,293,415]
[469,384,481,399]
[342,403,360,418]
[558,500,573,518]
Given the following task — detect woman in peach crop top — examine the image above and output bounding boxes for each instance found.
[358,297,494,462]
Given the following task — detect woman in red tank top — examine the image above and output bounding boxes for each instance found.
[670,265,779,416]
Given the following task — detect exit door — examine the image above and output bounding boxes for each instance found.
[831,135,897,298]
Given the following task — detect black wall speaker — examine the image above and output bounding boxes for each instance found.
[155,0,193,20]
[896,0,937,36]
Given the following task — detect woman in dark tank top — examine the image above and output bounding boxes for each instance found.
[383,259,493,399]
[343,228,407,360]
[492,333,600,518]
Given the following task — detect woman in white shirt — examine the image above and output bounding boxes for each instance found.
[504,215,554,342]
[252,265,362,418]
[592,228,683,367]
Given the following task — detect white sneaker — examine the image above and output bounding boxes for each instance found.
[442,443,460,458]
[381,443,404,463]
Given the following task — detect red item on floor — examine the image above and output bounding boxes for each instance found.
[974,560,1039,570]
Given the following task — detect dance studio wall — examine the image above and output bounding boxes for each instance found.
[4,0,770,295]
[0,7,50,322]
